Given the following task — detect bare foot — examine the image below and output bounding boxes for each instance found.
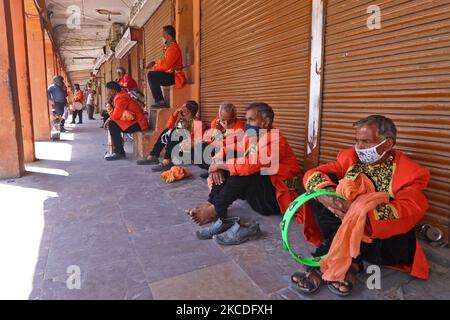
[162,159,172,166]
[189,204,217,225]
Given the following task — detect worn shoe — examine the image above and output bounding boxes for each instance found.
[213,222,261,246]
[137,158,160,165]
[151,163,173,172]
[104,153,126,161]
[195,217,240,240]
[60,127,68,133]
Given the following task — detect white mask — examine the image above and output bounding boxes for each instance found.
[162,37,167,45]
[355,139,388,164]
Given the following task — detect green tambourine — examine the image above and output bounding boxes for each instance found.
[280,189,346,267]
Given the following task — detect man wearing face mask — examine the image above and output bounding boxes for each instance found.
[187,103,301,245]
[196,102,246,178]
[146,25,186,109]
[291,115,430,296]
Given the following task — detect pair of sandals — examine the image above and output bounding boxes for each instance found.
[291,262,363,297]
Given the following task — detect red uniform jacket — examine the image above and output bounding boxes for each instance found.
[73,90,84,104]
[226,129,301,214]
[118,75,138,93]
[299,148,431,280]
[110,92,150,131]
[154,42,186,89]
[166,115,206,145]
[205,116,246,144]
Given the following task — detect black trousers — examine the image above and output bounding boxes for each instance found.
[87,104,94,119]
[208,171,281,219]
[108,120,142,155]
[148,71,175,103]
[101,111,110,126]
[72,110,83,123]
[311,173,416,267]
[150,128,190,161]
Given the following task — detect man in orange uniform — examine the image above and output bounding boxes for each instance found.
[146,25,186,109]
[116,67,138,93]
[188,103,301,245]
[196,102,246,178]
[104,82,150,161]
[291,115,430,297]
[71,83,84,124]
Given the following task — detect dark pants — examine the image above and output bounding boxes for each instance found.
[108,121,142,155]
[87,104,94,119]
[208,171,281,219]
[101,111,110,126]
[150,128,190,161]
[72,110,83,123]
[311,173,416,267]
[53,103,65,128]
[148,71,174,103]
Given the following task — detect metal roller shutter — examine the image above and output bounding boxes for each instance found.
[200,0,312,166]
[320,0,450,238]
[144,0,173,66]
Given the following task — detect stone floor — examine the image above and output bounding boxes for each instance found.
[0,113,449,300]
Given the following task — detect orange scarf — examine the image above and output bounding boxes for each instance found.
[320,174,389,282]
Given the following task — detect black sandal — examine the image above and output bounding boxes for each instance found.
[290,267,322,294]
[327,262,363,297]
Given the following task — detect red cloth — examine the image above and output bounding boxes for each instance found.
[110,92,149,131]
[153,43,186,89]
[226,129,301,214]
[118,75,138,93]
[299,148,431,280]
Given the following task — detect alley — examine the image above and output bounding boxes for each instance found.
[0,115,448,300]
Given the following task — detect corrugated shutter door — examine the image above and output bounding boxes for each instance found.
[144,0,173,65]
[320,1,450,236]
[200,0,311,166]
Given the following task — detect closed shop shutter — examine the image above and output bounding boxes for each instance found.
[144,0,173,67]
[320,0,450,237]
[200,0,312,166]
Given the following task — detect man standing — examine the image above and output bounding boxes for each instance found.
[291,115,430,297]
[72,83,84,124]
[47,75,68,132]
[146,25,186,109]
[86,89,96,120]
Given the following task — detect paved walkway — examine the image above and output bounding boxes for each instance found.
[0,114,449,300]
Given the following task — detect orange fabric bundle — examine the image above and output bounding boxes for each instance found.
[160,166,191,183]
[320,174,389,282]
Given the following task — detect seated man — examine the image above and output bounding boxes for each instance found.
[291,115,430,297]
[194,102,246,177]
[136,100,205,172]
[146,25,186,109]
[104,81,150,161]
[187,102,301,245]
[116,67,138,93]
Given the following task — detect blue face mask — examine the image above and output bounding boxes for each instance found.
[245,124,260,137]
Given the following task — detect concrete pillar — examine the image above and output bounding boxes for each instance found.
[10,0,35,162]
[25,0,50,141]
[0,0,25,178]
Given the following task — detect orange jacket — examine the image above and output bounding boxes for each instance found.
[118,75,138,93]
[299,148,431,280]
[110,92,149,131]
[226,129,301,214]
[205,116,246,145]
[154,42,186,89]
[73,90,84,104]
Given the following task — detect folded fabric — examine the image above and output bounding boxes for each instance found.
[160,166,191,183]
[320,173,389,282]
